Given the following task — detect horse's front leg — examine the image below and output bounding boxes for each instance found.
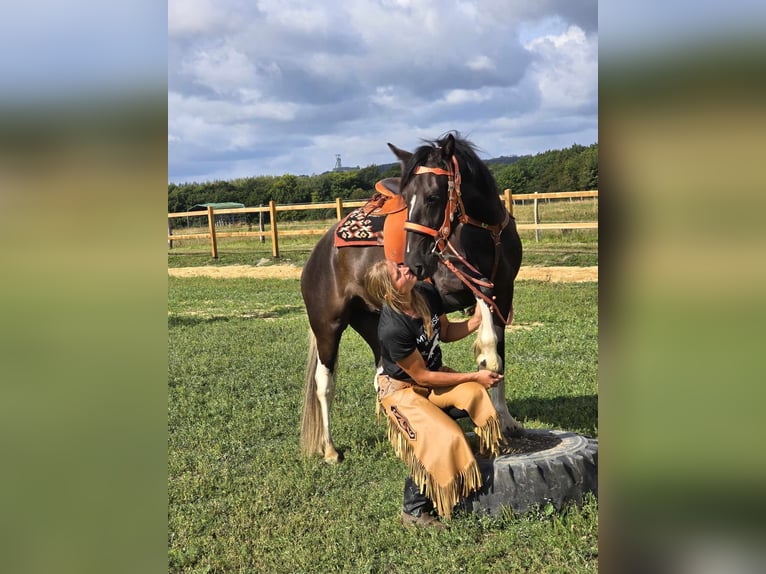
[472,298,503,372]
[489,375,523,437]
[472,299,524,437]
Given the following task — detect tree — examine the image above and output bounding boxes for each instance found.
[167,142,598,217]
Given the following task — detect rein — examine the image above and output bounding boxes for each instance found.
[402,155,512,325]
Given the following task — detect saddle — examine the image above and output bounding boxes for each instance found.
[334,178,407,263]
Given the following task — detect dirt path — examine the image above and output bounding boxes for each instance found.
[168,264,597,282]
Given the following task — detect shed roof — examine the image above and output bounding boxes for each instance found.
[190,202,245,211]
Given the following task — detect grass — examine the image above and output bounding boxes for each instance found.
[168,275,598,573]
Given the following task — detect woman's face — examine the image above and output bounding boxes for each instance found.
[386,260,417,294]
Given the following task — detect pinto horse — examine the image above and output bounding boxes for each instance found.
[300,132,523,463]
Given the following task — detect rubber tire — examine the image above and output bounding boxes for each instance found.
[461,429,598,516]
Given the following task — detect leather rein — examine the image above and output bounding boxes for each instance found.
[402,155,512,325]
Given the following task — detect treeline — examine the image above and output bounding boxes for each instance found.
[168,143,597,219]
[491,143,598,195]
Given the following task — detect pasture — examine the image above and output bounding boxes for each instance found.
[168,271,598,572]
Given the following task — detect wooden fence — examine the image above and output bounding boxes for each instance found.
[167,189,598,258]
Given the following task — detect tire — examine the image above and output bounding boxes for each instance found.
[461,429,598,516]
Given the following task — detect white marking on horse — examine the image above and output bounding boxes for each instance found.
[473,298,502,373]
[373,365,383,392]
[406,195,417,254]
[315,360,335,448]
[471,298,522,434]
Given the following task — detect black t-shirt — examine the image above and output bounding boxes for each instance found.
[379,282,443,382]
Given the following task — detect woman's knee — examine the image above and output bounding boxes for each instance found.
[454,382,490,412]
[463,381,485,395]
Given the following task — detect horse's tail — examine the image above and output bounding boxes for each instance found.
[300,329,324,456]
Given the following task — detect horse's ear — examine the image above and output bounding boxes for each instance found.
[442,133,455,159]
[387,143,412,165]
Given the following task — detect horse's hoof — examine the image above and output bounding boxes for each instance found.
[323,450,342,464]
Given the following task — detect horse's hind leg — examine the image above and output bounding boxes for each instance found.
[314,357,341,463]
[301,328,341,463]
[309,322,346,463]
[349,310,382,389]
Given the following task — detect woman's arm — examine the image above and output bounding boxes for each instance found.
[396,349,502,390]
[439,304,483,343]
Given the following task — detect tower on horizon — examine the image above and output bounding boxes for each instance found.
[332,153,356,173]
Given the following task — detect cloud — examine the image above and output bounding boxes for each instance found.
[524,25,598,113]
[466,56,496,71]
[181,43,258,94]
[168,0,598,182]
[439,89,494,106]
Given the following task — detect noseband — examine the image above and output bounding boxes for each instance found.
[402,154,512,324]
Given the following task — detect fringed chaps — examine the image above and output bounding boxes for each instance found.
[377,376,504,519]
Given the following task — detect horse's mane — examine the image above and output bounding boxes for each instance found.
[401,131,498,197]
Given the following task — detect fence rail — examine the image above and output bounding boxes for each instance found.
[168,189,598,258]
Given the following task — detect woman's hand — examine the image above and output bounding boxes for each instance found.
[475,369,503,390]
[472,302,483,325]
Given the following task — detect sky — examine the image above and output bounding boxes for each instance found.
[168,0,598,183]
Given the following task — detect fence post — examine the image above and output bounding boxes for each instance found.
[167,218,173,249]
[504,189,512,216]
[269,200,279,258]
[533,192,540,242]
[335,197,343,221]
[259,205,265,243]
[207,205,218,258]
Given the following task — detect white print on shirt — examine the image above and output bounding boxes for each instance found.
[426,334,441,362]
[414,313,441,364]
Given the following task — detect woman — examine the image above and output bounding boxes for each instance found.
[365,259,506,528]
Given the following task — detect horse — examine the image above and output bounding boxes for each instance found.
[300,132,523,463]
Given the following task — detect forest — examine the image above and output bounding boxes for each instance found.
[167,142,597,218]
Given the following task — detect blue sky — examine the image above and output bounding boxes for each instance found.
[168,0,598,182]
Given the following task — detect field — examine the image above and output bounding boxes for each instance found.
[168,224,598,573]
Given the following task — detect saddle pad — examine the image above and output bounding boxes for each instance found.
[334,189,407,261]
[334,205,386,247]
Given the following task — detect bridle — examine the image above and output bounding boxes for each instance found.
[402,154,512,324]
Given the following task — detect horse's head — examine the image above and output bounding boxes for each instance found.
[388,133,461,280]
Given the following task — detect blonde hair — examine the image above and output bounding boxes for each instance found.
[365,260,433,339]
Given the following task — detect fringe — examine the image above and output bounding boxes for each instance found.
[474,414,505,457]
[384,417,482,520]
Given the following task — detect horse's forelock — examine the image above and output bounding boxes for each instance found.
[400,133,497,198]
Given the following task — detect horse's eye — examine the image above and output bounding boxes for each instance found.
[425,194,440,205]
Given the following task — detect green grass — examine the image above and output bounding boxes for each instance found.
[167,239,598,269]
[168,276,598,573]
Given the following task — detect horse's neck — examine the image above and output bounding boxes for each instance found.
[462,187,504,224]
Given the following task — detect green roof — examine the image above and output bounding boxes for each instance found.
[190,202,245,210]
